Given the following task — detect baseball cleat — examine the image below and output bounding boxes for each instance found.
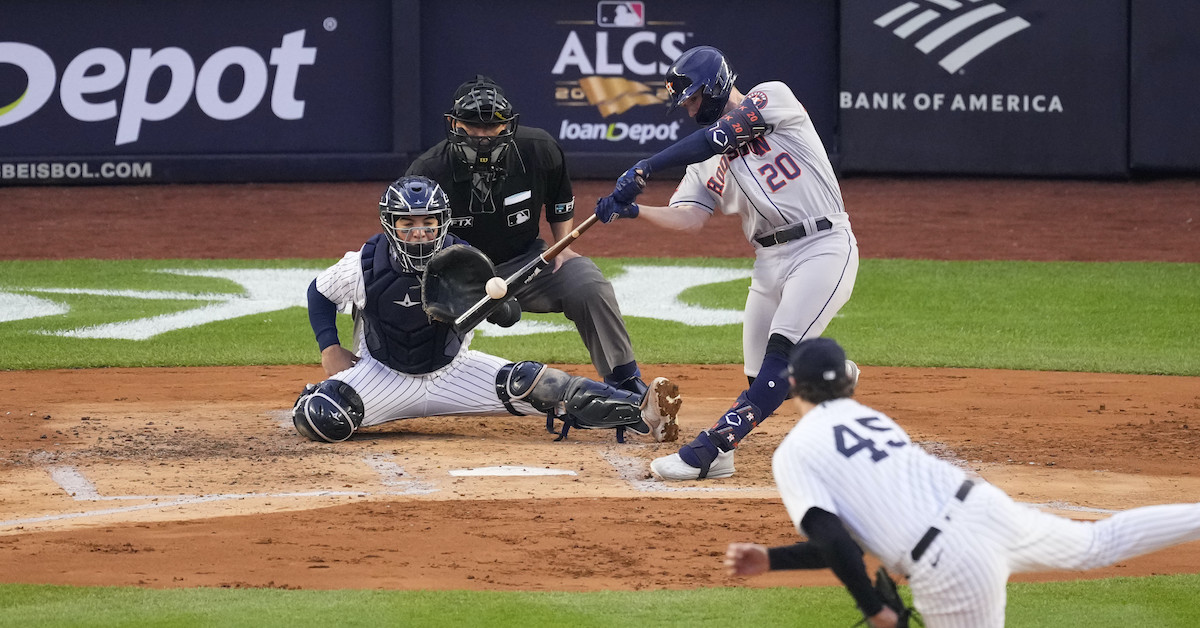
[640,377,681,442]
[650,450,736,481]
[846,360,860,387]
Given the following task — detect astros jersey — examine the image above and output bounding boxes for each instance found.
[670,81,847,245]
[771,398,966,570]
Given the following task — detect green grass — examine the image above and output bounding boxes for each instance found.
[1,258,1197,374]
[2,575,1199,627]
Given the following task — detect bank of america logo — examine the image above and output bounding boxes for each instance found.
[874,1,1031,73]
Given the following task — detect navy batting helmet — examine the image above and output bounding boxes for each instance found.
[292,380,365,443]
[445,75,519,177]
[664,46,737,125]
[379,175,451,272]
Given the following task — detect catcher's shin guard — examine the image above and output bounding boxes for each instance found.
[496,361,650,442]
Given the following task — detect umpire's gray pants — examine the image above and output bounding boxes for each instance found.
[496,245,635,379]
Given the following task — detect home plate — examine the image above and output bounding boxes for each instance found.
[448,466,577,477]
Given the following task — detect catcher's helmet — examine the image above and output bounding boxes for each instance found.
[664,46,737,125]
[444,75,519,178]
[292,380,365,443]
[379,175,451,272]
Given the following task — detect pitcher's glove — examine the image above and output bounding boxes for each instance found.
[421,244,520,327]
[859,567,920,628]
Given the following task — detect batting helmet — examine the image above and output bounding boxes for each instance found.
[664,46,737,125]
[444,75,519,177]
[292,380,365,443]
[379,175,451,272]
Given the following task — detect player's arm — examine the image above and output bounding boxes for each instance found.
[602,96,767,209]
[624,202,711,234]
[308,253,364,376]
[307,280,358,376]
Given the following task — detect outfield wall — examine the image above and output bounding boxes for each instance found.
[0,0,1196,185]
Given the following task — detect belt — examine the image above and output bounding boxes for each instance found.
[754,217,833,247]
[910,479,975,562]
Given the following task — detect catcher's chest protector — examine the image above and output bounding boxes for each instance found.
[361,235,463,374]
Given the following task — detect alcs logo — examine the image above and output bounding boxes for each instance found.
[0,30,316,145]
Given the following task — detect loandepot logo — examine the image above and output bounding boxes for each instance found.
[0,31,315,145]
[874,0,1031,73]
[0,265,752,340]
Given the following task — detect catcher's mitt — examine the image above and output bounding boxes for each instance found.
[421,244,495,323]
[858,567,920,628]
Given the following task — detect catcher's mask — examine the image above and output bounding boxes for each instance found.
[379,175,451,272]
[445,75,519,181]
[664,45,736,126]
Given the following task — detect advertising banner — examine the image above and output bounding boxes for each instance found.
[1130,1,1200,171]
[839,0,1128,176]
[417,0,839,178]
[0,0,402,184]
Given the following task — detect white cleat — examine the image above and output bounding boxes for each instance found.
[641,377,681,442]
[846,360,860,387]
[650,449,736,481]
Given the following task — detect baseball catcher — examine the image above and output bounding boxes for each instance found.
[293,175,681,444]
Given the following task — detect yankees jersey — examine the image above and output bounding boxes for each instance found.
[314,234,471,375]
[670,81,847,246]
[772,398,966,570]
[406,126,575,265]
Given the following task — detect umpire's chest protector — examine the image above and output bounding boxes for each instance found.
[360,235,463,374]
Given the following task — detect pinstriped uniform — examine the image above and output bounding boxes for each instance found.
[773,398,1200,628]
[669,81,858,377]
[314,248,536,427]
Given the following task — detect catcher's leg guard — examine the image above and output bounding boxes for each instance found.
[496,361,650,441]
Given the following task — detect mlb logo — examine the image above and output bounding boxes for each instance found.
[597,1,645,28]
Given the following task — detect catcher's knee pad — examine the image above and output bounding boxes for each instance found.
[292,380,365,443]
[496,360,572,415]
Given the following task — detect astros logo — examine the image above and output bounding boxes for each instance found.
[874,0,1031,73]
[0,43,55,128]
[748,91,768,108]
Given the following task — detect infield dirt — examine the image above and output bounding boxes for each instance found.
[1,177,1197,591]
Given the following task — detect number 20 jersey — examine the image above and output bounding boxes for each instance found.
[669,81,848,245]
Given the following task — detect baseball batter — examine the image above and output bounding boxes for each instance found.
[292,175,680,443]
[595,45,858,480]
[725,337,1200,628]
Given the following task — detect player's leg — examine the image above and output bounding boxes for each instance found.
[1005,497,1200,573]
[505,252,644,395]
[653,234,859,480]
[424,349,539,416]
[907,482,1013,627]
[291,351,428,442]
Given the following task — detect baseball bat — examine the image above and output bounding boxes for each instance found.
[453,214,601,334]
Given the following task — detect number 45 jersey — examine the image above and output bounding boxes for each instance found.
[669,81,849,246]
[771,398,969,570]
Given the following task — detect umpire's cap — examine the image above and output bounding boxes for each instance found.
[788,337,850,388]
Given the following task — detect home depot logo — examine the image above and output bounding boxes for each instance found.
[874,0,1031,73]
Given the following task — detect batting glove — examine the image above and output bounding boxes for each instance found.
[595,196,640,223]
[612,159,651,205]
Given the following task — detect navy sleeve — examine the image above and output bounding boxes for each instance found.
[799,507,884,617]
[307,279,340,351]
[644,127,719,174]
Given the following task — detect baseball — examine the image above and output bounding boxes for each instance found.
[485,277,508,299]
